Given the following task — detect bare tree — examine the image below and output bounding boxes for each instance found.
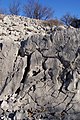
[60,13,77,26]
[23,0,54,20]
[9,0,20,15]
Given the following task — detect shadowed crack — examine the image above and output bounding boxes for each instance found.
[57,52,70,68]
[15,53,33,95]
[58,68,73,92]
[65,93,76,111]
[33,69,41,76]
[42,58,47,82]
[0,43,3,51]
[21,53,32,84]
[75,46,80,59]
[15,87,20,95]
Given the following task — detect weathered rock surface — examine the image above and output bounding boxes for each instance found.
[0,14,80,119]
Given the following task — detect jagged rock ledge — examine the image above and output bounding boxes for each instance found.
[0,14,80,120]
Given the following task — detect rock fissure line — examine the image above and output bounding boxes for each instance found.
[21,54,32,84]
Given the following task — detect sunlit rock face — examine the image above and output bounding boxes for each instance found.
[0,14,80,120]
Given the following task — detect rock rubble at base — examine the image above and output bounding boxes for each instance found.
[0,14,80,120]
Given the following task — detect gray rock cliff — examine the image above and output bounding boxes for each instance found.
[0,14,80,120]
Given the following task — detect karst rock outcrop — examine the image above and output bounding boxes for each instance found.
[0,14,80,120]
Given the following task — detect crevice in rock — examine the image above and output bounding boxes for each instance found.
[57,52,70,68]
[18,40,28,57]
[15,53,33,95]
[50,34,53,42]
[0,100,3,105]
[0,76,8,95]
[0,43,3,51]
[58,68,67,92]
[58,67,73,92]
[15,87,20,94]
[64,70,73,90]
[28,93,39,106]
[37,48,56,59]
[48,68,54,80]
[41,58,48,82]
[42,58,47,71]
[33,69,41,76]
[65,93,76,111]
[18,48,25,57]
[21,53,32,84]
[75,46,80,58]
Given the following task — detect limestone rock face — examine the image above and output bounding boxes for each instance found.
[0,14,80,119]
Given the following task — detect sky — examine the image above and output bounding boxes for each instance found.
[0,0,80,19]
